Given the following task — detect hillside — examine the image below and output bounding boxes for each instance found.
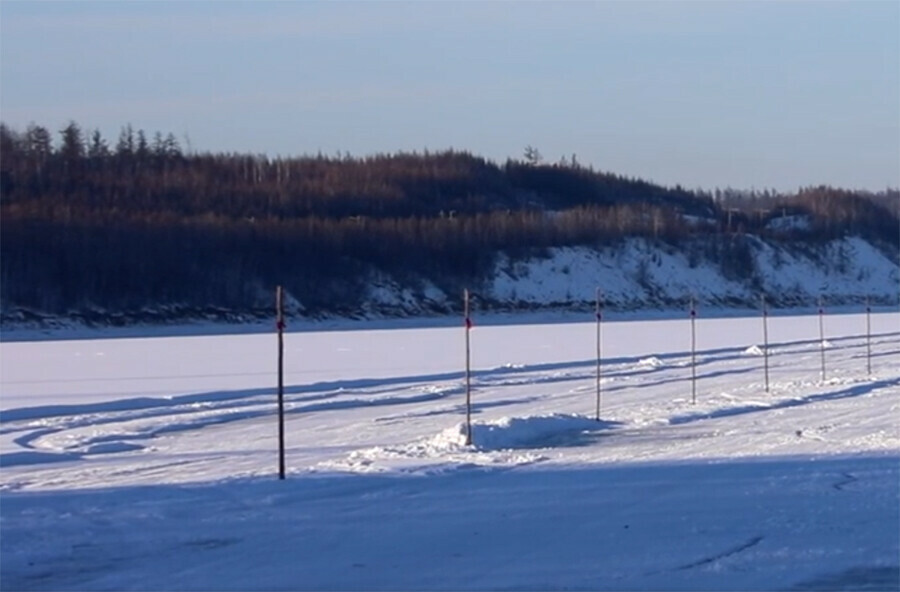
[3,234,897,330]
[1,121,898,327]
[356,235,899,317]
[489,236,898,308]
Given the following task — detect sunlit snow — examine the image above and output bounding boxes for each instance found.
[1,311,898,590]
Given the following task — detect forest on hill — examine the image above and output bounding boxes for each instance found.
[1,121,898,321]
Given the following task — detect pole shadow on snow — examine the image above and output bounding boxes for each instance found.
[851,348,900,361]
[2,330,896,469]
[669,376,900,426]
[3,326,895,433]
[0,358,777,463]
[4,327,896,456]
[6,329,896,424]
[374,395,547,424]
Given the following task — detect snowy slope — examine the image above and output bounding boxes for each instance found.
[2,235,896,331]
[489,236,898,309]
[492,239,752,307]
[1,312,898,590]
[753,236,898,302]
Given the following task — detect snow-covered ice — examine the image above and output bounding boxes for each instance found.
[0,311,898,590]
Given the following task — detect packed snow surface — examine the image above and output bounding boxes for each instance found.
[1,311,898,591]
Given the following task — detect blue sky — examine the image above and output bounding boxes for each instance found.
[1,1,897,192]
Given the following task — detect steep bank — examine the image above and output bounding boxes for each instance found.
[485,235,898,310]
[4,234,895,331]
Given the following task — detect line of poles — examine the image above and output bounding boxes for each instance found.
[273,287,881,478]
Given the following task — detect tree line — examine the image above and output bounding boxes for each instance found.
[1,121,897,318]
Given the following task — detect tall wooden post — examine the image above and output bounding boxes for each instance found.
[276,286,286,480]
[761,293,770,393]
[818,296,826,381]
[865,296,872,376]
[464,289,473,446]
[595,287,603,421]
[690,295,697,405]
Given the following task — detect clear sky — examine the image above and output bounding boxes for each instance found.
[1,1,898,192]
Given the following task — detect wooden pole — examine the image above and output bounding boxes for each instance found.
[761,293,770,393]
[276,285,286,480]
[865,296,872,376]
[690,295,697,405]
[595,287,602,421]
[464,288,472,446]
[818,295,826,381]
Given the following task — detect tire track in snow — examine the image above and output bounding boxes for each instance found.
[832,472,858,491]
[8,330,893,423]
[674,535,764,571]
[2,385,466,467]
[668,376,900,426]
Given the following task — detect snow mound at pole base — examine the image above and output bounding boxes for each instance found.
[743,345,765,356]
[441,414,613,451]
[315,414,618,474]
[638,356,665,368]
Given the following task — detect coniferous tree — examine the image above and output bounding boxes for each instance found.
[0,120,896,320]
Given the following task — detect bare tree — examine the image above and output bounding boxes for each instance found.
[523,145,542,166]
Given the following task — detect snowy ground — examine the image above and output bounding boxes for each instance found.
[1,312,898,591]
